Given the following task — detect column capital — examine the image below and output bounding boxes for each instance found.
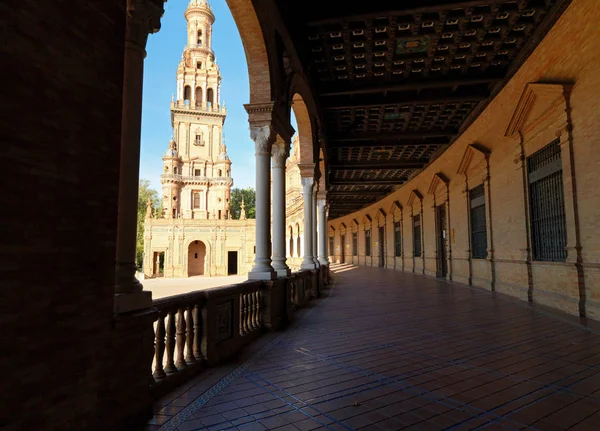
[301,176,314,188]
[250,125,276,156]
[271,140,290,168]
[126,0,165,51]
[317,198,328,210]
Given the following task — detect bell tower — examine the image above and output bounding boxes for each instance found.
[161,0,233,220]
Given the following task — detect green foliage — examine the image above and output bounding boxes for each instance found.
[230,187,256,219]
[136,179,161,269]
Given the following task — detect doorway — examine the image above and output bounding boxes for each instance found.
[436,205,448,278]
[152,251,164,277]
[378,226,385,268]
[227,251,238,275]
[341,235,346,263]
[188,240,206,276]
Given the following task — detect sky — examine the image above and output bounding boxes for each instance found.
[140,0,257,193]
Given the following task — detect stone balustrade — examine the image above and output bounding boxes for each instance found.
[170,100,226,114]
[150,268,327,396]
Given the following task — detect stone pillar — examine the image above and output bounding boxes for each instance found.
[312,185,319,267]
[318,198,330,266]
[300,177,316,270]
[114,0,163,313]
[271,139,291,277]
[248,125,276,280]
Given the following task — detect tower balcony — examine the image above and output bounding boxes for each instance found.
[160,173,233,186]
[171,100,226,115]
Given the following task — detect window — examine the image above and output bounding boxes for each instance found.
[173,167,178,174]
[194,253,198,259]
[193,193,200,209]
[207,88,214,107]
[195,134,204,146]
[365,229,371,256]
[527,139,567,261]
[470,185,488,259]
[197,30,202,46]
[218,169,222,177]
[394,221,402,256]
[329,237,334,256]
[194,169,201,176]
[413,215,421,257]
[352,232,358,256]
[183,85,191,102]
[196,61,202,69]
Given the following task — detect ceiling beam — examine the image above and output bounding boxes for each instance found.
[332,130,457,142]
[328,138,449,148]
[329,159,428,170]
[332,179,407,185]
[306,0,511,26]
[328,190,390,196]
[323,93,488,110]
[319,77,503,97]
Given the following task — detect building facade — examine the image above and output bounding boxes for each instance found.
[143,0,256,278]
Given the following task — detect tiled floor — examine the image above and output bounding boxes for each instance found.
[148,265,600,430]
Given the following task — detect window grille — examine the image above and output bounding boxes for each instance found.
[365,229,371,256]
[527,139,567,261]
[470,185,488,259]
[413,215,421,257]
[394,221,402,256]
[329,237,334,256]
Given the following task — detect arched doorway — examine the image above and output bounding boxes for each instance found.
[188,240,206,276]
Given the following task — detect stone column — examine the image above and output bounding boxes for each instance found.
[312,185,319,267]
[318,198,330,266]
[114,0,163,313]
[300,177,316,270]
[271,139,291,277]
[248,125,276,280]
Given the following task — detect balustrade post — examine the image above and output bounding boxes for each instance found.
[175,309,187,370]
[153,313,166,380]
[185,306,195,365]
[193,304,202,361]
[164,311,177,374]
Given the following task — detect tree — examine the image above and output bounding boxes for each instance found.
[230,187,256,219]
[137,179,161,269]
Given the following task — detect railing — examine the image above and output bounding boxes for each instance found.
[160,174,233,184]
[171,101,226,114]
[150,272,325,395]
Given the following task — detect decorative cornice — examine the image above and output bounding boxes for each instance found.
[297,163,316,178]
[407,189,423,208]
[389,200,403,216]
[457,143,491,176]
[427,172,450,195]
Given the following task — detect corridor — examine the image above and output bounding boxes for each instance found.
[148,266,600,431]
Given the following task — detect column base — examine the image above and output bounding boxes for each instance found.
[276,268,291,278]
[114,291,153,314]
[248,269,276,281]
[301,259,316,271]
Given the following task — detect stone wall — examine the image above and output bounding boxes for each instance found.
[328,0,600,319]
[2,0,156,429]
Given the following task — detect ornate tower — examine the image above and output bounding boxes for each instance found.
[161,0,232,220]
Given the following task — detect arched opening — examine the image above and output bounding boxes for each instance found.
[291,93,316,165]
[188,240,206,276]
[218,169,222,176]
[197,29,202,46]
[195,87,202,106]
[289,226,294,257]
[183,85,191,103]
[207,88,214,107]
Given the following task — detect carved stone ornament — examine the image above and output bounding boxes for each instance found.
[250,125,274,156]
[301,177,314,188]
[271,142,289,168]
[126,0,165,50]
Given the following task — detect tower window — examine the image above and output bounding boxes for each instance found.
[196,61,202,69]
[218,169,222,176]
[194,169,201,176]
[193,193,200,209]
[173,167,178,174]
[197,30,202,46]
[183,85,191,102]
[195,87,202,105]
[195,134,204,146]
[207,88,214,107]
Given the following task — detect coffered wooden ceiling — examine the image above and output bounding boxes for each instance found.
[275,0,571,219]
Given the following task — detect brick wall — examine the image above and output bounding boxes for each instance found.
[328,0,600,319]
[1,0,155,429]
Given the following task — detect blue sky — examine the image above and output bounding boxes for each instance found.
[140,0,257,192]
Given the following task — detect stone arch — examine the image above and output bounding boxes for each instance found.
[195,86,202,105]
[207,88,214,106]
[291,93,315,165]
[183,85,191,102]
[187,239,207,276]
[225,0,272,103]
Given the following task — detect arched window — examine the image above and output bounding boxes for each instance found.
[183,85,191,102]
[218,169,222,177]
[193,193,200,209]
[197,30,202,46]
[195,87,202,106]
[207,88,214,107]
